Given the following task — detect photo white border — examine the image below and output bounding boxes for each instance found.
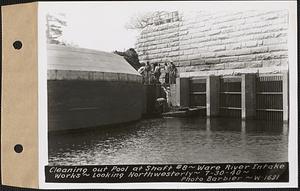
[38,1,298,189]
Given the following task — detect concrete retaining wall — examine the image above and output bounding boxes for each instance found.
[135,10,289,76]
[48,80,144,131]
[47,45,144,131]
[48,70,142,83]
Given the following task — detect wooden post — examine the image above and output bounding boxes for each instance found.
[206,75,220,117]
[282,71,289,122]
[176,77,190,107]
[241,74,256,120]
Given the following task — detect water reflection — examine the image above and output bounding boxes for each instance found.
[48,117,288,165]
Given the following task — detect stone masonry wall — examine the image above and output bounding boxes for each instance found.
[135,10,289,77]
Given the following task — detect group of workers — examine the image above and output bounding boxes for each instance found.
[138,61,178,85]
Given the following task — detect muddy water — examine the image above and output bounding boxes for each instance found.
[48,117,288,165]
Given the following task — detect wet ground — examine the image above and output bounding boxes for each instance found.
[48,117,288,165]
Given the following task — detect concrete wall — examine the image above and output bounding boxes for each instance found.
[47,45,144,131]
[135,10,289,76]
[48,70,142,83]
[48,80,144,131]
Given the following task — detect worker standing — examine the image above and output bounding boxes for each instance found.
[154,63,161,84]
[144,61,151,84]
[169,62,178,84]
[164,62,170,84]
[137,63,146,84]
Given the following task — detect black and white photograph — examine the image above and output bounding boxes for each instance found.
[39,1,297,188]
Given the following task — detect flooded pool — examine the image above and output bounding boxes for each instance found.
[48,117,288,165]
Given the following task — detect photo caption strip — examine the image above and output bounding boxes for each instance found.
[45,162,288,183]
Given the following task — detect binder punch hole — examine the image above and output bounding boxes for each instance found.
[14,144,23,153]
[13,40,22,50]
